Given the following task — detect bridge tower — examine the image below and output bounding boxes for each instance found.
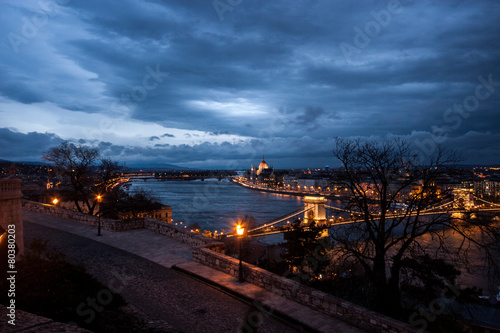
[303,196,329,238]
[453,189,474,210]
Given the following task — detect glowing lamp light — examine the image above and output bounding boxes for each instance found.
[236,224,244,236]
[52,198,58,205]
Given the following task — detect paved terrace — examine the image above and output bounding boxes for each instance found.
[20,209,364,333]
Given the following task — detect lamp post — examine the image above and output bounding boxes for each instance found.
[96,195,102,236]
[236,224,245,282]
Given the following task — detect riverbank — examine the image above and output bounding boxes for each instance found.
[110,178,131,190]
[230,179,346,201]
[126,179,305,237]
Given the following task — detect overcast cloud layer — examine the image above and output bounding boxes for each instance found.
[1,0,499,168]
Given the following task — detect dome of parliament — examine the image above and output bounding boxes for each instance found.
[256,156,269,175]
[258,157,268,170]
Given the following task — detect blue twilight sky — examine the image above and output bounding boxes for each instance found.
[0,0,500,169]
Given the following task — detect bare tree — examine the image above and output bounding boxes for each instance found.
[99,188,162,220]
[330,138,498,319]
[42,141,102,214]
[96,158,122,192]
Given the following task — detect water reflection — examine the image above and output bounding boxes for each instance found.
[129,179,499,295]
[128,179,307,241]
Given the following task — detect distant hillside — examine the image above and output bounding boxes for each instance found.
[124,161,191,170]
[0,159,190,170]
[456,164,500,169]
[0,159,47,166]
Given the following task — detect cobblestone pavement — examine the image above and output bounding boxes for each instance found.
[24,221,304,333]
[22,210,193,268]
[0,305,93,333]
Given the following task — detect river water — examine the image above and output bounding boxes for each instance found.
[128,178,500,295]
[128,178,306,242]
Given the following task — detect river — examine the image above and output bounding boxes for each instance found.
[128,178,307,242]
[128,178,500,296]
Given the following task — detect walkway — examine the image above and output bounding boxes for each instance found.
[0,305,93,333]
[23,210,192,268]
[23,209,365,333]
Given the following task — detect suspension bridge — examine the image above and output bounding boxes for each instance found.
[219,190,500,239]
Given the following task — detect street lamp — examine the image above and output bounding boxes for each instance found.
[236,224,245,282]
[52,198,58,205]
[96,195,102,236]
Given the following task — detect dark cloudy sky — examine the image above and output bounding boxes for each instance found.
[1,0,500,169]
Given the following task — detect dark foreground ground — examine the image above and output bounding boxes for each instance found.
[23,221,303,333]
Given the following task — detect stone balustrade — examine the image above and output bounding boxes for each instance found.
[22,200,416,332]
[143,217,213,247]
[0,179,22,198]
[22,200,216,247]
[193,243,417,333]
[22,200,144,231]
[1,176,24,256]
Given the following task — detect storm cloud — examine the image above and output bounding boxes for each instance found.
[0,0,499,168]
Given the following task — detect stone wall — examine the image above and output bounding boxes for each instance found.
[0,176,24,256]
[23,200,144,231]
[22,200,215,247]
[193,243,417,333]
[21,200,415,331]
[143,217,214,247]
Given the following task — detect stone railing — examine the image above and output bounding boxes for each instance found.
[0,178,22,199]
[193,243,417,333]
[1,176,24,256]
[0,179,21,192]
[22,200,144,231]
[143,217,214,247]
[22,200,216,247]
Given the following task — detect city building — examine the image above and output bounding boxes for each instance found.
[474,179,500,199]
[256,156,269,176]
[248,157,286,187]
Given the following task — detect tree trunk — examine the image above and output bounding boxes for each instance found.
[387,262,403,318]
[73,199,83,213]
[370,253,389,314]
